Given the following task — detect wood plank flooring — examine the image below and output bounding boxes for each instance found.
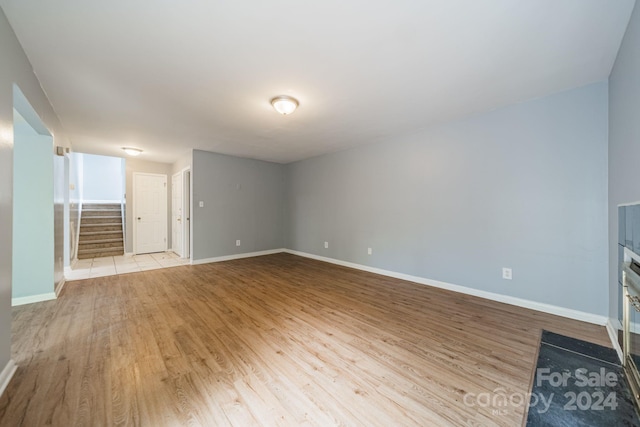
[0,253,611,426]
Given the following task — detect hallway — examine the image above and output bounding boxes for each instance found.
[65,252,189,280]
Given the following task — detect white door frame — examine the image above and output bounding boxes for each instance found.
[182,167,191,260]
[171,171,183,257]
[132,172,168,255]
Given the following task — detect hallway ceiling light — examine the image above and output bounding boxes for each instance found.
[271,95,299,115]
[122,147,142,156]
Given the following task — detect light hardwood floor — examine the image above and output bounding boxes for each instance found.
[0,253,611,426]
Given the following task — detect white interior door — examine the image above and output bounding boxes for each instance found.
[133,173,167,254]
[171,172,183,257]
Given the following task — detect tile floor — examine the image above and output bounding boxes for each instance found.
[66,251,190,280]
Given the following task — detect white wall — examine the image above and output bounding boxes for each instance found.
[171,151,192,175]
[81,153,124,202]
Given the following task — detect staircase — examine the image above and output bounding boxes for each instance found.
[77,203,124,259]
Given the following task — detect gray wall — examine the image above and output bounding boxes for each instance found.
[0,8,69,373]
[192,150,285,260]
[609,2,640,321]
[124,158,173,253]
[287,82,609,316]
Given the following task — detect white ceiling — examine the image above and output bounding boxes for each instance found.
[1,0,635,164]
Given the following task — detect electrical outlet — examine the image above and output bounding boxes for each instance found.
[367,247,372,255]
[502,268,512,280]
[324,241,329,249]
[236,240,241,246]
[199,201,204,208]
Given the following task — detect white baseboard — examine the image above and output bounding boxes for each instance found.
[55,278,66,297]
[191,248,286,265]
[182,247,610,327]
[606,318,623,362]
[0,359,17,397]
[12,292,56,307]
[283,249,609,326]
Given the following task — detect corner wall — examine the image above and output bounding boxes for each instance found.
[0,7,70,383]
[286,82,609,316]
[609,2,640,322]
[191,150,285,261]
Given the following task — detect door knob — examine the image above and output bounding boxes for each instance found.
[137,217,141,220]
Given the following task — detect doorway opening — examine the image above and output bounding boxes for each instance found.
[172,168,191,259]
[11,86,56,307]
[65,156,190,280]
[69,153,126,261]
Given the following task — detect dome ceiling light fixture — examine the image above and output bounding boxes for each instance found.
[122,147,143,156]
[271,95,299,115]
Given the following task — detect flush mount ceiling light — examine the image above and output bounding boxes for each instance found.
[271,95,299,115]
[122,147,142,156]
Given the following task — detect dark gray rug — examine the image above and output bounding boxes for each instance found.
[526,330,639,426]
